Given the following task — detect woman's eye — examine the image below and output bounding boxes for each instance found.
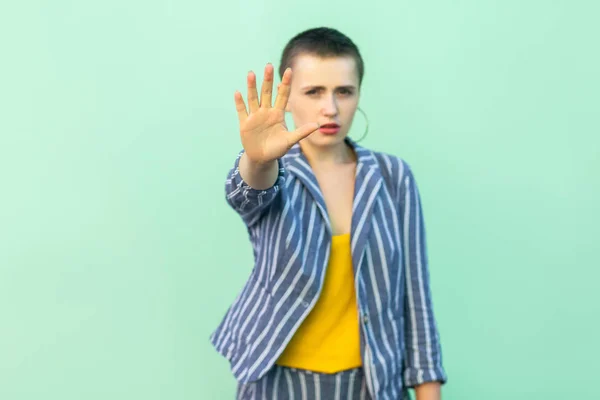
[305,88,353,96]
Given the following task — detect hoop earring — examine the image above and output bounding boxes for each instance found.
[353,106,369,142]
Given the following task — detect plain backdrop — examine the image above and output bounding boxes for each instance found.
[1,1,599,399]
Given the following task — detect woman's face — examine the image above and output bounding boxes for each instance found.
[286,54,360,150]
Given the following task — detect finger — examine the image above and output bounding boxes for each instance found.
[274,67,292,110]
[234,91,248,124]
[260,63,274,109]
[288,121,320,145]
[247,71,259,113]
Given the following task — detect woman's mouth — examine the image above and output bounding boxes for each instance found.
[319,123,341,135]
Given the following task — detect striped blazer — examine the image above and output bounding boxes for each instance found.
[210,138,447,399]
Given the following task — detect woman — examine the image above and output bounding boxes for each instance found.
[210,27,447,400]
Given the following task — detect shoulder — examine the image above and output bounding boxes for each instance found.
[361,146,416,183]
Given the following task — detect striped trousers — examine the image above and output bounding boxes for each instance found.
[236,365,372,400]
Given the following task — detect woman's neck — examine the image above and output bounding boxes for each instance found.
[300,139,357,167]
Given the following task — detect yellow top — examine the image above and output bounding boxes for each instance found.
[276,233,362,373]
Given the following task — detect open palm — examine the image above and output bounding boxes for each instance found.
[234,64,319,164]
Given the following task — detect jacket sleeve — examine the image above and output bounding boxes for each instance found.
[399,161,448,387]
[225,150,285,227]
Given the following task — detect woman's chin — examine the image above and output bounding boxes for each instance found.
[303,131,348,147]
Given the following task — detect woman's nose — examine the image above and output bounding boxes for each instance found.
[320,96,338,116]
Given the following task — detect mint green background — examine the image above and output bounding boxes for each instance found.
[1,1,598,399]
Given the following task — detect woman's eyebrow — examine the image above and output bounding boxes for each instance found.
[300,85,357,90]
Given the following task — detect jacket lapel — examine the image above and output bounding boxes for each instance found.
[283,144,332,234]
[282,138,384,270]
[347,139,383,274]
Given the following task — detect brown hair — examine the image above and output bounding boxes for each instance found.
[278,27,365,87]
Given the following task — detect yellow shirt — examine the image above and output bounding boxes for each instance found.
[276,233,362,373]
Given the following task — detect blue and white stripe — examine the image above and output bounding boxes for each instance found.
[211,137,447,399]
[236,365,371,400]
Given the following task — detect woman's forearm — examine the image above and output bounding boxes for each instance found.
[414,381,441,400]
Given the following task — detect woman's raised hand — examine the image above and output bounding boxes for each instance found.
[234,63,319,164]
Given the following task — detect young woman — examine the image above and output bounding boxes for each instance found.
[210,27,447,400]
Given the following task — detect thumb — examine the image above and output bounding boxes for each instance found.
[289,122,320,144]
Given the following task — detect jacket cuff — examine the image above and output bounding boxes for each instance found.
[226,151,285,213]
[403,365,448,388]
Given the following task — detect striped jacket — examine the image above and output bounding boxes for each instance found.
[210,138,447,399]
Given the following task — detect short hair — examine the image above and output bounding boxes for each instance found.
[278,27,365,87]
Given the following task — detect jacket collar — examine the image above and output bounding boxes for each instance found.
[283,137,383,267]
